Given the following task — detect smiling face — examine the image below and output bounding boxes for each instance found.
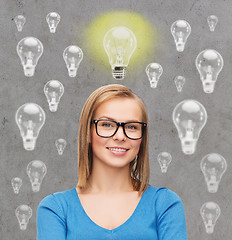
[91,97,143,169]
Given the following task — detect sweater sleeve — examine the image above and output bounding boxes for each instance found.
[155,188,188,240]
[37,194,67,240]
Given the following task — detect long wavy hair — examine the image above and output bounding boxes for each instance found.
[77,84,149,196]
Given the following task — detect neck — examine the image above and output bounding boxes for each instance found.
[84,161,134,195]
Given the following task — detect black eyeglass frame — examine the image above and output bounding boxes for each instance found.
[91,119,147,140]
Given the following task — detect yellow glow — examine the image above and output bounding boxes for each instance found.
[84,11,158,69]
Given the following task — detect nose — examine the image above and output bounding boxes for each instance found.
[112,126,126,141]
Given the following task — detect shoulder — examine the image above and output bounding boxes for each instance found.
[38,187,76,215]
[148,184,182,203]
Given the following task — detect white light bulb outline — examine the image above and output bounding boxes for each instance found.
[103,26,137,80]
[145,63,163,88]
[200,153,227,193]
[15,204,32,230]
[27,160,47,192]
[44,80,64,112]
[171,20,191,52]
[174,75,186,92]
[157,152,172,173]
[207,15,218,32]
[16,36,43,77]
[172,99,207,155]
[55,138,67,155]
[14,15,26,32]
[195,49,223,94]
[15,103,46,151]
[63,45,83,77]
[200,201,221,234]
[46,12,61,33]
[11,177,23,194]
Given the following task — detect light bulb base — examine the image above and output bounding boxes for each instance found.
[112,66,126,80]
[32,183,40,192]
[23,66,35,77]
[23,138,36,151]
[205,225,214,234]
[161,166,168,173]
[202,82,215,93]
[19,223,27,231]
[207,182,218,193]
[149,81,158,88]
[68,68,77,77]
[176,43,185,52]
[49,103,58,112]
[181,138,197,155]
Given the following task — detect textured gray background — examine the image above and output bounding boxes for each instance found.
[0,0,232,239]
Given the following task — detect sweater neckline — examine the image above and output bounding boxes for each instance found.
[73,185,151,233]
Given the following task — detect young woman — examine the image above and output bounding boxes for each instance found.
[37,84,187,240]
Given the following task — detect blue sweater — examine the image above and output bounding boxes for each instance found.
[37,185,187,240]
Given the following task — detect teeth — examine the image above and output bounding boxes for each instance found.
[108,147,127,152]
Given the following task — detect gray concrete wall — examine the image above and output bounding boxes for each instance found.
[1,0,232,239]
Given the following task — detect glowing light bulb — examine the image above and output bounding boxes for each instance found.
[44,80,64,112]
[145,63,163,88]
[174,75,185,92]
[172,99,207,155]
[14,15,26,32]
[200,202,221,234]
[157,152,172,173]
[207,15,218,32]
[17,37,43,77]
[27,160,47,192]
[63,45,83,77]
[55,138,67,155]
[11,177,22,194]
[103,26,137,80]
[15,103,46,151]
[171,20,191,52]
[200,153,227,193]
[46,12,61,33]
[15,205,32,230]
[196,49,223,93]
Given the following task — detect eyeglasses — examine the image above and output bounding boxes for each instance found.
[92,119,147,140]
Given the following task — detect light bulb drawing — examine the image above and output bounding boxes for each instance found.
[200,202,221,234]
[27,160,47,192]
[55,138,67,155]
[15,103,46,151]
[17,37,43,77]
[200,153,227,193]
[171,20,191,52]
[207,15,218,32]
[44,80,64,112]
[103,26,137,80]
[63,45,83,77]
[145,63,163,88]
[174,75,185,92]
[157,152,172,173]
[15,205,32,230]
[46,12,61,33]
[11,177,22,194]
[172,99,207,155]
[196,49,223,93]
[14,15,26,32]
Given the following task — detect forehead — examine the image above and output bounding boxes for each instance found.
[94,97,143,121]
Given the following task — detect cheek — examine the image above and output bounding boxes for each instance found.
[131,140,142,153]
[91,128,108,151]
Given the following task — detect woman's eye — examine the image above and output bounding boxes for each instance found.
[127,125,137,130]
[102,122,113,127]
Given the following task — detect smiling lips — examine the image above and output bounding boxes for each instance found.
[107,147,129,155]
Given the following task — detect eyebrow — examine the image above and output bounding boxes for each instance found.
[97,116,142,122]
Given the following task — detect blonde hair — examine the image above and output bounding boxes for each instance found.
[77,84,149,196]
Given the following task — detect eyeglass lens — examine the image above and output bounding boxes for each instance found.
[96,120,143,139]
